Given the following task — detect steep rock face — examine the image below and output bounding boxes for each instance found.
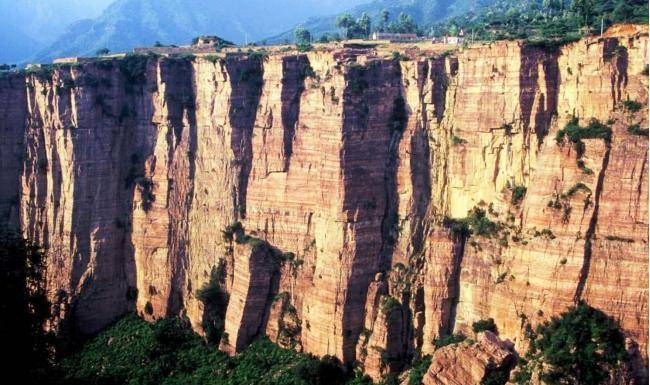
[0,73,25,228]
[0,25,647,382]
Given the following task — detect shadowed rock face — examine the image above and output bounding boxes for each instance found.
[0,26,647,383]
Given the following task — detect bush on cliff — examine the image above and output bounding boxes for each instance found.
[472,318,497,334]
[513,302,629,385]
[56,315,351,385]
[408,353,432,385]
[443,207,499,238]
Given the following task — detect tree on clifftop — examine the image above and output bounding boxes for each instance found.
[293,27,312,45]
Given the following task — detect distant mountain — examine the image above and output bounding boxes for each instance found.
[266,0,494,43]
[0,0,113,63]
[33,0,368,63]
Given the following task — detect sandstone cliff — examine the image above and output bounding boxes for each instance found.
[0,25,647,383]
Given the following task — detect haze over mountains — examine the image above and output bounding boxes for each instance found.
[1,0,365,64]
[268,0,491,43]
[1,0,485,64]
[0,0,113,63]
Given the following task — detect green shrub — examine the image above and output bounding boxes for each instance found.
[452,135,467,145]
[381,296,401,314]
[622,100,642,113]
[57,315,349,385]
[296,44,313,53]
[515,302,628,385]
[511,186,527,205]
[434,333,466,349]
[444,207,499,238]
[248,50,269,61]
[556,117,611,171]
[472,318,497,334]
[481,365,510,385]
[203,55,221,64]
[347,64,367,94]
[196,262,228,344]
[556,117,612,146]
[627,124,648,136]
[408,353,432,385]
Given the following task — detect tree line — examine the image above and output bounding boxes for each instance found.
[294,0,648,44]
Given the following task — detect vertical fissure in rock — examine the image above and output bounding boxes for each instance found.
[519,44,560,148]
[574,141,611,303]
[608,38,629,106]
[280,55,308,172]
[226,56,265,219]
[409,61,433,261]
[445,232,467,335]
[429,56,449,124]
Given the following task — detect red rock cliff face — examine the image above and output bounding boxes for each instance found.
[0,27,647,382]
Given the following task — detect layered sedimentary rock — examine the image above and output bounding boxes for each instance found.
[423,332,514,385]
[0,24,647,383]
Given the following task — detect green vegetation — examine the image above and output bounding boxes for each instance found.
[510,185,527,205]
[556,117,612,173]
[565,182,591,198]
[481,366,510,385]
[452,135,467,145]
[0,230,53,384]
[429,0,648,48]
[556,117,612,147]
[247,50,269,61]
[444,207,500,238]
[472,318,497,334]
[96,48,110,56]
[347,64,368,94]
[408,353,432,385]
[55,315,348,385]
[191,36,234,51]
[335,12,373,39]
[627,124,649,136]
[196,262,229,344]
[381,296,401,314]
[513,302,628,385]
[622,99,642,113]
[434,333,467,349]
[293,27,312,46]
[296,44,313,53]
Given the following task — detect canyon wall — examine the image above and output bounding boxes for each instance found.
[0,26,647,382]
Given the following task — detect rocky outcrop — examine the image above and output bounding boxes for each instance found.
[423,332,515,385]
[0,24,647,383]
[220,238,274,354]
